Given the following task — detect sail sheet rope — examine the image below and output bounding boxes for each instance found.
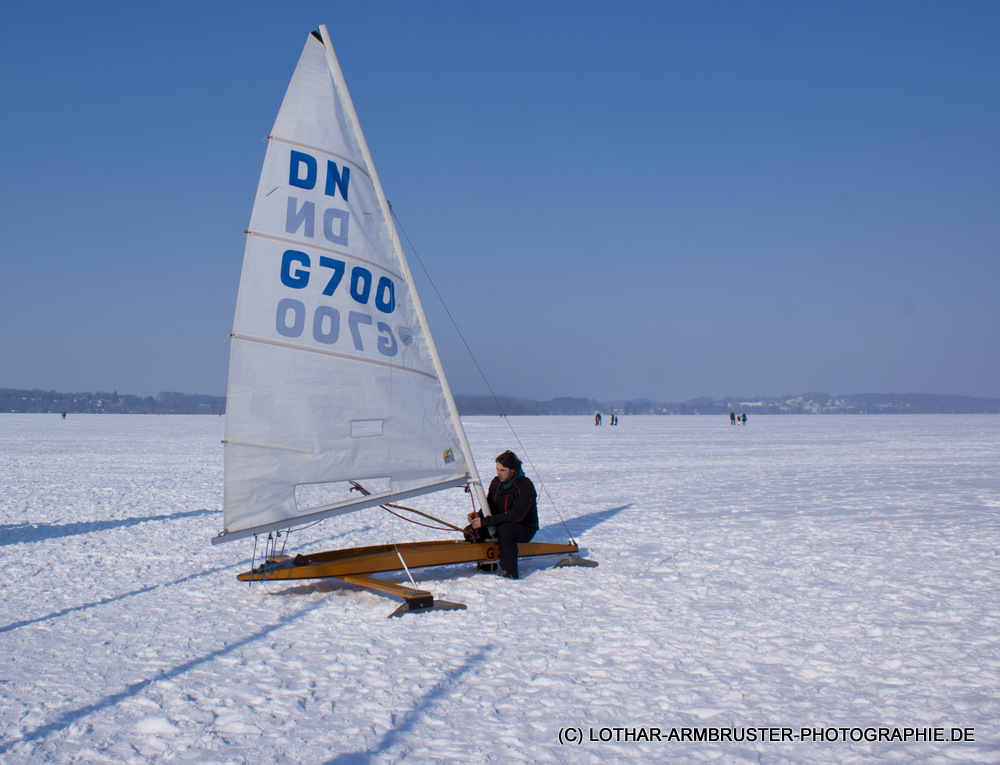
[393,210,576,543]
[350,480,464,532]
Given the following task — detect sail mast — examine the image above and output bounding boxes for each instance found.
[315,25,489,513]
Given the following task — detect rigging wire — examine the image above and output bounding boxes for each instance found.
[379,226,421,590]
[391,209,576,543]
[264,532,278,582]
[249,533,258,587]
[382,238,407,582]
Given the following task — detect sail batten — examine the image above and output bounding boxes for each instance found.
[218,25,485,543]
[222,437,314,455]
[266,135,373,181]
[230,332,439,380]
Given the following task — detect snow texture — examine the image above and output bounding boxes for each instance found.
[1,413,998,763]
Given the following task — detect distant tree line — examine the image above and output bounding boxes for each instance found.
[0,389,225,415]
[455,392,1000,416]
[3,388,998,416]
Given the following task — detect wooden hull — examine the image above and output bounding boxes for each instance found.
[237,538,585,616]
[237,538,580,581]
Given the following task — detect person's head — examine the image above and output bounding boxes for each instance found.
[495,450,521,482]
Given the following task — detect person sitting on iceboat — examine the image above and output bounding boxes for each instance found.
[465,450,538,579]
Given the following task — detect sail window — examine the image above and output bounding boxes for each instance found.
[351,419,384,438]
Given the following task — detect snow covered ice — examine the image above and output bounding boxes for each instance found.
[1,413,998,763]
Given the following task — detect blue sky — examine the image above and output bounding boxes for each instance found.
[2,1,997,402]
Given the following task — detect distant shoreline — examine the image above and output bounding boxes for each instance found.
[3,388,998,416]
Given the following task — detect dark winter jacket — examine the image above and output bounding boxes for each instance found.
[484,471,539,531]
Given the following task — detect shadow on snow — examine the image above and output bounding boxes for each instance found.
[323,644,494,764]
[0,562,247,635]
[0,599,321,756]
[535,503,632,542]
[0,507,216,546]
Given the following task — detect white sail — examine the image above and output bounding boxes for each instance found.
[215,26,485,544]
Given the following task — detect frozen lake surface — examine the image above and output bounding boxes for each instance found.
[1,413,998,763]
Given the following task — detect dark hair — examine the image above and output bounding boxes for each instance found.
[495,450,521,472]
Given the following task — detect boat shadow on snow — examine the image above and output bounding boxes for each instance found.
[0,603,321,758]
[534,503,632,542]
[0,508,217,547]
[321,644,494,765]
[0,562,243,636]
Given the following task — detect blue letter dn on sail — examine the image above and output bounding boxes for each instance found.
[289,151,350,201]
[287,152,351,245]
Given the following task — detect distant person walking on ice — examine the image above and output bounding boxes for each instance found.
[465,450,538,579]
[741,412,747,425]
[595,412,602,426]
[730,411,736,425]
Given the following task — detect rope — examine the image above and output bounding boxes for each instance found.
[392,209,576,544]
[351,480,464,533]
[382,505,461,532]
